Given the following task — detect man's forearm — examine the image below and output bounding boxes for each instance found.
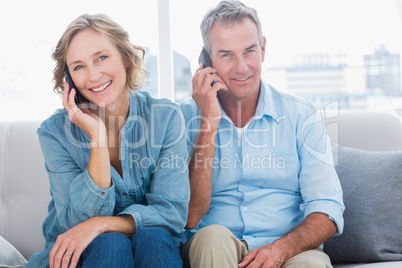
[186,125,217,229]
[273,212,337,260]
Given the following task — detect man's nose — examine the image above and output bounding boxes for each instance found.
[233,57,248,73]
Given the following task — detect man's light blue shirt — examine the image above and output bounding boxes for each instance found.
[179,81,344,250]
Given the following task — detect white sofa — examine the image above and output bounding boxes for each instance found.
[1,110,402,267]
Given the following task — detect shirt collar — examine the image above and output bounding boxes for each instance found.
[254,81,279,122]
[218,81,279,123]
[117,91,139,136]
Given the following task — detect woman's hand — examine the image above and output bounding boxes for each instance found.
[63,82,106,147]
[64,82,111,188]
[48,216,135,268]
[49,217,105,268]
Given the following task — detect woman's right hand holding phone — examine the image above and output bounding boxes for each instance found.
[63,82,111,189]
[63,82,106,148]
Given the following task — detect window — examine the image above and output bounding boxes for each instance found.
[0,0,158,121]
[170,0,402,112]
[1,0,401,121]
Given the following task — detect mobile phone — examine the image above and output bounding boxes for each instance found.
[198,48,212,68]
[64,65,86,105]
[198,48,217,87]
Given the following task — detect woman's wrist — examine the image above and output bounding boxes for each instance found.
[89,128,107,148]
[91,216,136,236]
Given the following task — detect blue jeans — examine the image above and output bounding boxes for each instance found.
[59,229,182,267]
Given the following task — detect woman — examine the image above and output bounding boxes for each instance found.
[26,14,189,268]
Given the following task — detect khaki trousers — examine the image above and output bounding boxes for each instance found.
[182,224,333,268]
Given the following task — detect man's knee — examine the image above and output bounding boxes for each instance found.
[285,259,332,268]
[183,225,247,268]
[283,248,332,268]
[191,224,233,248]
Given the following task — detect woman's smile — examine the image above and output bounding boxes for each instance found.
[90,80,112,93]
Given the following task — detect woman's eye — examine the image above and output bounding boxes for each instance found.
[99,55,108,61]
[74,65,83,71]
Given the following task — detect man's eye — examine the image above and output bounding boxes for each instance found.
[247,49,255,53]
[222,53,230,58]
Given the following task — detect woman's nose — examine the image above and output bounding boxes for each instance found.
[88,67,102,82]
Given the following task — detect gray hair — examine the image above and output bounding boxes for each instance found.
[200,0,263,53]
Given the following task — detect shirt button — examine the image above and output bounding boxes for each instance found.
[123,193,127,196]
[243,207,248,212]
[101,192,106,196]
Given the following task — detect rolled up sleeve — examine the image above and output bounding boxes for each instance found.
[297,110,345,235]
[38,125,116,230]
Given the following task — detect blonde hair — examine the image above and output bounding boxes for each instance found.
[52,13,146,96]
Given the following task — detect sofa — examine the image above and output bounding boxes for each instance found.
[1,109,401,267]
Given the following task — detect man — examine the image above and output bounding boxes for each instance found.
[179,1,344,267]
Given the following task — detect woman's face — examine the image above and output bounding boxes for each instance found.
[65,28,128,109]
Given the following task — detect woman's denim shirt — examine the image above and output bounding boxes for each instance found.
[28,91,189,266]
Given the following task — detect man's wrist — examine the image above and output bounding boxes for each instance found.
[271,236,296,262]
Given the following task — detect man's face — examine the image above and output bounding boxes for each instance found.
[208,18,266,101]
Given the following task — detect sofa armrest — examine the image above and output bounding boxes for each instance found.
[0,120,50,260]
[323,110,402,151]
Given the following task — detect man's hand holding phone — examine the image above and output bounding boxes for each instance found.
[192,49,228,131]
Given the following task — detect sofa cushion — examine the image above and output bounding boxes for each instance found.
[324,145,402,263]
[0,235,27,268]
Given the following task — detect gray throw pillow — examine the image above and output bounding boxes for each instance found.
[0,236,27,268]
[324,145,402,263]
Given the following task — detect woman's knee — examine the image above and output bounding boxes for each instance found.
[131,228,175,247]
[81,233,133,267]
[91,233,131,250]
[130,228,182,267]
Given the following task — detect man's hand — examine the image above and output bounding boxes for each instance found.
[185,64,228,229]
[238,213,337,267]
[192,64,228,130]
[238,244,286,268]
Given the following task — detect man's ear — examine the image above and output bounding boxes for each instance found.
[261,36,267,62]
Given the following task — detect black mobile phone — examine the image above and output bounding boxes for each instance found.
[64,65,86,104]
[198,48,217,87]
[198,48,212,68]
